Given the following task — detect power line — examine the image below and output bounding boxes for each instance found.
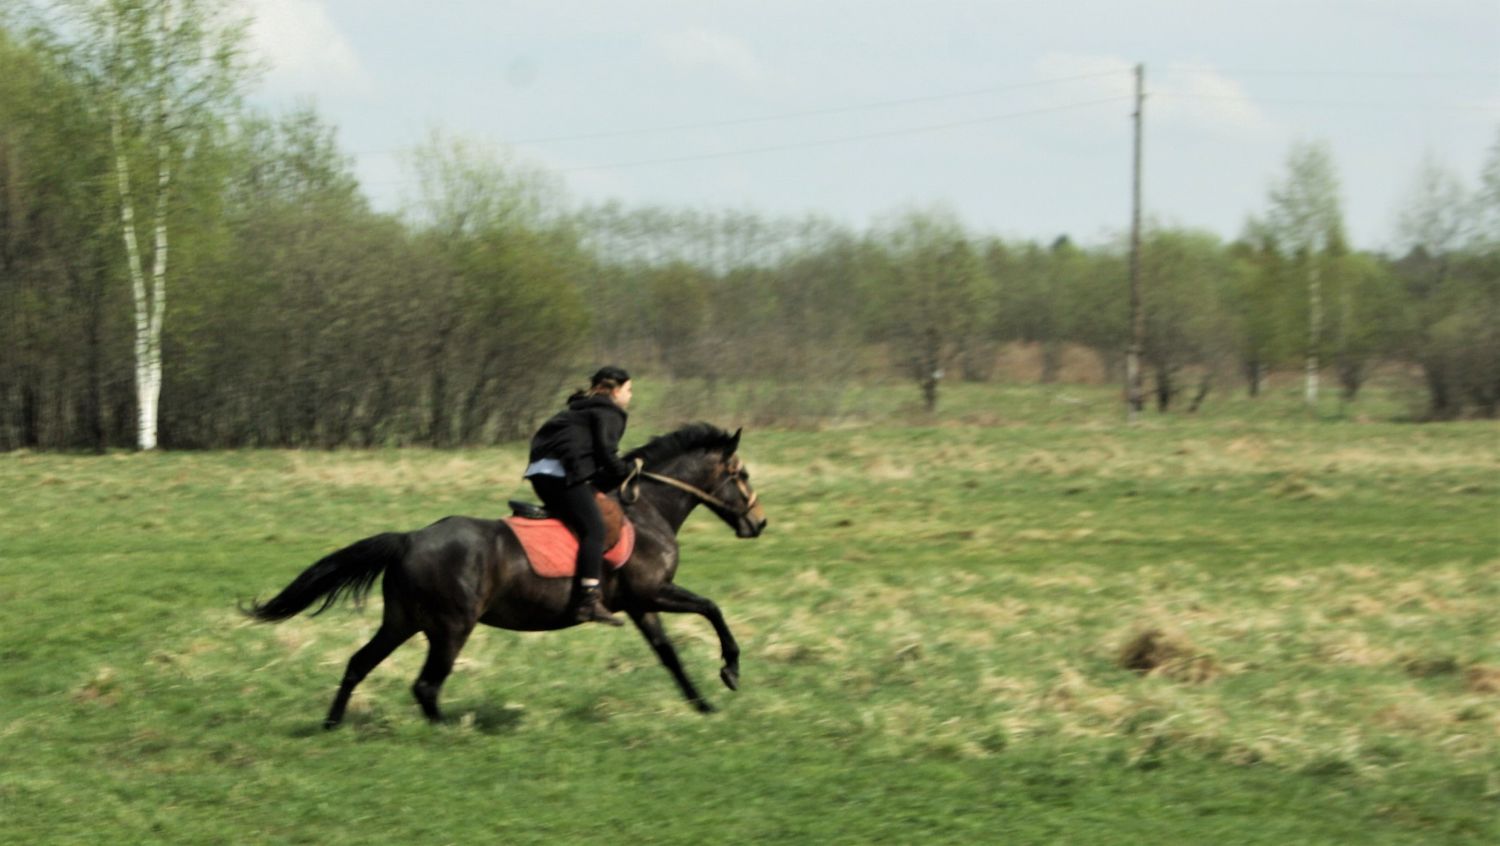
[555,96,1133,173]
[347,71,1131,158]
[1156,66,1500,80]
[1153,92,1500,112]
[348,66,1496,161]
[511,71,1130,145]
[352,95,1132,187]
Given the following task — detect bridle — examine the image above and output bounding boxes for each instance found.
[621,456,759,517]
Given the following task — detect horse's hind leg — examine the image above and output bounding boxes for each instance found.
[411,619,475,723]
[325,622,415,729]
[628,610,714,714]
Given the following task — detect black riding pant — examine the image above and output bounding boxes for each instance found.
[528,476,605,582]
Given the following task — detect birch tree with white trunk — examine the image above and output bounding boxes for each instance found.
[63,0,248,449]
[1265,141,1346,410]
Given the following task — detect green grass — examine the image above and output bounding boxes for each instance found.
[2,383,1498,844]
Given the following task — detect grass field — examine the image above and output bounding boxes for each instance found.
[2,383,1497,844]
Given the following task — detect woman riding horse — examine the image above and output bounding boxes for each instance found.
[244,421,767,725]
[524,366,635,626]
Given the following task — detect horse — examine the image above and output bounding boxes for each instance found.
[243,423,767,727]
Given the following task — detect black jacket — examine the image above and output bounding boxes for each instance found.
[528,395,632,489]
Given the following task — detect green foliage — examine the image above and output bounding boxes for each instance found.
[1478,128,1500,247]
[864,208,985,410]
[0,23,132,450]
[1260,139,1351,406]
[1398,152,1471,257]
[992,240,1065,363]
[1059,243,1129,381]
[1228,227,1302,382]
[1387,142,1500,418]
[450,224,591,440]
[1392,248,1500,418]
[1138,228,1236,407]
[1266,140,1345,255]
[645,261,711,376]
[402,132,590,444]
[227,106,365,213]
[1326,251,1405,399]
[5,10,1500,448]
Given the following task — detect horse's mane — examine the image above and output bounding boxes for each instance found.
[624,422,737,470]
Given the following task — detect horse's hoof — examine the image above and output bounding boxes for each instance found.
[322,719,341,731]
[720,666,740,691]
[693,699,717,714]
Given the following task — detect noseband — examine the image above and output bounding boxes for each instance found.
[621,456,759,517]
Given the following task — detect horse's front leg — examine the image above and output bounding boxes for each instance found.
[644,583,740,692]
[628,609,714,713]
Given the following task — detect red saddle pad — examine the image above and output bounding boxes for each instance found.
[505,517,636,579]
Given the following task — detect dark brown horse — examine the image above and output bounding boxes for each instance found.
[244,424,766,727]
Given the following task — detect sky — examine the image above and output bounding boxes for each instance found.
[243,0,1500,250]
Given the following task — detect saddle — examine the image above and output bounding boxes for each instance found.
[505,491,635,579]
[508,490,626,550]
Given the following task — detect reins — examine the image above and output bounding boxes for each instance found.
[621,457,758,515]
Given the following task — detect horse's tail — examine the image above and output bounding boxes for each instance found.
[242,532,409,623]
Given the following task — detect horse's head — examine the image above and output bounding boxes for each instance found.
[625,424,767,538]
[704,429,767,539]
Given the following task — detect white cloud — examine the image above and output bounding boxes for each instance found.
[1033,53,1274,134]
[246,0,367,94]
[653,28,770,88]
[1157,63,1275,134]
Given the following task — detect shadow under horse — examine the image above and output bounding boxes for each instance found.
[244,424,767,727]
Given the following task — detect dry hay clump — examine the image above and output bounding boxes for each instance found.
[1465,664,1500,694]
[1116,627,1222,684]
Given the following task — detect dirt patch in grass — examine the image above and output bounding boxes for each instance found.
[72,666,121,706]
[1402,654,1462,678]
[1266,473,1338,501]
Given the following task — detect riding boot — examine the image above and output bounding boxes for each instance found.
[575,582,623,626]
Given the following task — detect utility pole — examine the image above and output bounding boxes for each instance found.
[1125,62,1146,421]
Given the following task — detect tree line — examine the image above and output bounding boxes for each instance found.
[2,0,1497,452]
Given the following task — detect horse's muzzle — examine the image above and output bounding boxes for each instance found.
[737,517,767,538]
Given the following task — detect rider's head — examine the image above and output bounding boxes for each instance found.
[588,366,632,409]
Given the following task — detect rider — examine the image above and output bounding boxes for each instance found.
[524,366,635,626]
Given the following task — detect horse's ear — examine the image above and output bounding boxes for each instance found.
[728,428,742,455]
